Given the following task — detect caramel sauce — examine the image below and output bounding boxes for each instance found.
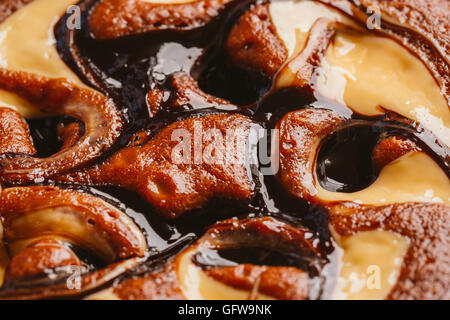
[331,230,409,300]
[0,0,448,299]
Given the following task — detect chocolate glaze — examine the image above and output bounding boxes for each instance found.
[0,0,33,23]
[0,0,448,299]
[0,108,36,155]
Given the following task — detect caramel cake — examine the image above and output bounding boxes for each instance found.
[0,0,448,300]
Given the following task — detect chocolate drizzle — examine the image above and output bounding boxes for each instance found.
[52,0,450,296]
[0,0,448,299]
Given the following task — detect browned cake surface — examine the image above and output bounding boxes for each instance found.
[0,0,448,300]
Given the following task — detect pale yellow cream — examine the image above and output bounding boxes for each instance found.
[177,248,273,300]
[315,152,450,206]
[270,0,449,147]
[0,245,8,288]
[0,90,47,118]
[0,0,83,117]
[6,206,116,262]
[332,230,409,300]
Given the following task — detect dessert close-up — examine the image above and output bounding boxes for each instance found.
[0,0,448,301]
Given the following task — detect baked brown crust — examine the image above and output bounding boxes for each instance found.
[372,136,420,171]
[346,0,450,103]
[4,239,81,281]
[57,113,254,219]
[0,0,34,24]
[0,107,36,155]
[274,107,450,299]
[205,265,309,300]
[197,218,317,299]
[277,108,345,202]
[113,264,305,301]
[358,0,450,60]
[89,0,237,39]
[329,202,450,300]
[225,0,450,104]
[225,3,287,77]
[111,217,320,300]
[113,264,184,300]
[146,73,233,117]
[0,258,142,300]
[169,72,234,110]
[57,122,84,151]
[1,186,147,260]
[0,0,447,300]
[0,186,147,299]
